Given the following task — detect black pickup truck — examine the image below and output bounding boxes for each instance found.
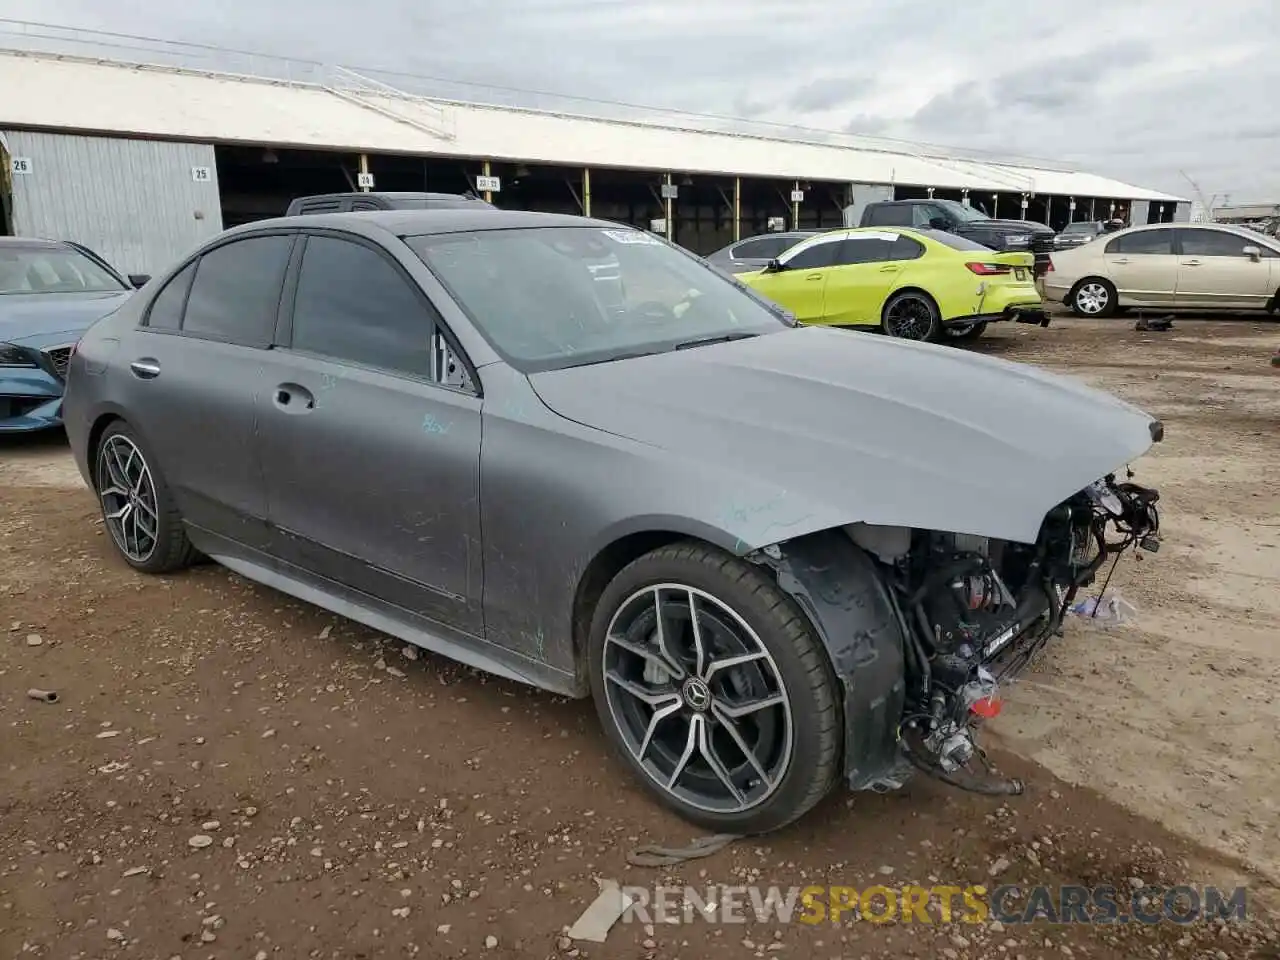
[860,199,1057,275]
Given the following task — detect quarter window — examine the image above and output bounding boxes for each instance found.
[290,236,444,380]
[1106,230,1174,256]
[182,236,292,345]
[144,261,196,330]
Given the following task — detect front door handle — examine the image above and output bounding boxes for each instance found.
[274,383,315,412]
[1111,258,1130,264]
[805,273,823,281]
[129,358,160,379]
[1183,259,1202,266]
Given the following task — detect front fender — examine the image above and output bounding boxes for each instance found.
[755,529,907,790]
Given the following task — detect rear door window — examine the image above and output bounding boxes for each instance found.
[732,236,793,260]
[1106,230,1174,255]
[181,235,293,346]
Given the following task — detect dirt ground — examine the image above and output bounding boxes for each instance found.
[2,315,1278,960]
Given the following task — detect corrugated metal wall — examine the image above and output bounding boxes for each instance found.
[1,129,223,276]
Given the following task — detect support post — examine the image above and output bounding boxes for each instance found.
[665,172,673,242]
[482,160,492,205]
[792,179,801,231]
[583,167,591,218]
[359,154,370,192]
[733,177,741,242]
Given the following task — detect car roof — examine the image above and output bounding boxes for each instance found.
[229,209,632,238]
[295,191,487,202]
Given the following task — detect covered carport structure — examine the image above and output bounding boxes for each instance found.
[0,44,1186,273]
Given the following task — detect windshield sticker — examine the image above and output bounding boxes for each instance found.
[603,229,662,245]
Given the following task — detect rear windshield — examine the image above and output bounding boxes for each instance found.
[1061,222,1098,234]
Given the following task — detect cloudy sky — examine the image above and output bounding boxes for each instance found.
[2,0,1277,202]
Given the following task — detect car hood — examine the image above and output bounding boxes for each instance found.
[528,326,1160,547]
[976,218,1055,235]
[0,291,132,348]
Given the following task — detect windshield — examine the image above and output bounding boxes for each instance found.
[936,200,990,223]
[407,226,788,371]
[0,245,126,295]
[1061,222,1097,234]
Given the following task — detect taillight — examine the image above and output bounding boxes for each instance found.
[965,262,1012,275]
[1044,258,1055,273]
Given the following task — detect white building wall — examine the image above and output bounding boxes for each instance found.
[2,129,223,275]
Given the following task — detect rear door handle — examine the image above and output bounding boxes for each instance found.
[129,358,160,379]
[274,383,315,413]
[1111,258,1130,264]
[879,265,901,273]
[805,273,823,281]
[1183,259,1202,266]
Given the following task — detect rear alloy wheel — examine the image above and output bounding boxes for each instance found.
[94,422,197,574]
[1071,278,1117,317]
[882,291,941,342]
[588,543,841,834]
[944,320,988,343]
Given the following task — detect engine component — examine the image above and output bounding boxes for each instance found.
[884,472,1159,795]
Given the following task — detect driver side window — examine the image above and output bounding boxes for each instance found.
[782,237,841,270]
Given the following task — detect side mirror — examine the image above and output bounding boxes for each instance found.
[128,274,151,288]
[928,217,950,231]
[1241,245,1262,261]
[764,258,784,273]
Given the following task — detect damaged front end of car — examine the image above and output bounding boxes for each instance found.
[750,467,1161,798]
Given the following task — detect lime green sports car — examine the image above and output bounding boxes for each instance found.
[739,227,1049,342]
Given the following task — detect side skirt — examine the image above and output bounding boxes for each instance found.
[184,526,580,698]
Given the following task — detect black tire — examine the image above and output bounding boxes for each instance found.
[587,541,842,835]
[943,320,988,343]
[881,290,942,342]
[1069,278,1118,317]
[93,420,197,574]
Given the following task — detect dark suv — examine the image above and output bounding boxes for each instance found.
[861,199,1056,274]
[285,192,497,216]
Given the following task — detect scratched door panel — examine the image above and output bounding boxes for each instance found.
[254,350,483,634]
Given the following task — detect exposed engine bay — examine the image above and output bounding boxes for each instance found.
[847,470,1162,796]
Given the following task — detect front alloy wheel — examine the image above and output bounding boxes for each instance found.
[602,584,794,815]
[589,543,842,834]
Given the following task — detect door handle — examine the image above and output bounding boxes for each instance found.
[805,273,823,281]
[879,265,901,273]
[1183,259,1202,266]
[1111,258,1130,264]
[129,358,160,379]
[274,383,315,412]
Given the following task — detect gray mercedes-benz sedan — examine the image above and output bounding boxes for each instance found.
[63,209,1163,834]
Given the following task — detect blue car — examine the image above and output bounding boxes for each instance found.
[1,237,146,433]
